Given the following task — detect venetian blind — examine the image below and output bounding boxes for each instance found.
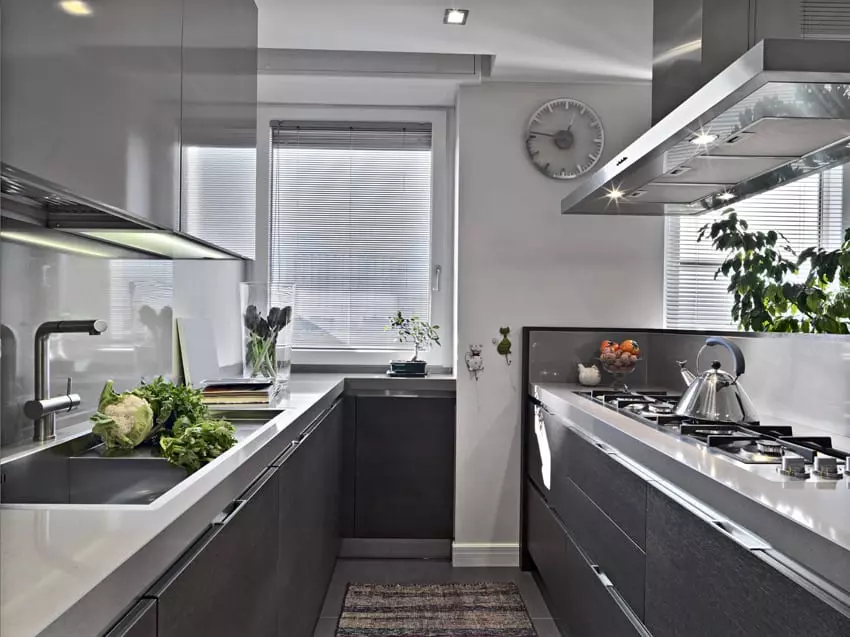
[269,121,433,350]
[664,168,845,330]
[802,0,850,39]
[183,146,257,258]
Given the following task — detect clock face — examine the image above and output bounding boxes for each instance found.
[525,98,605,180]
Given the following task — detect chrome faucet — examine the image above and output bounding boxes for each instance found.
[24,320,108,442]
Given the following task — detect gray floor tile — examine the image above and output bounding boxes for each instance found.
[532,618,562,637]
[319,572,349,618]
[312,617,339,637]
[517,572,552,619]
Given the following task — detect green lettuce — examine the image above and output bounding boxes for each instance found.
[91,380,154,449]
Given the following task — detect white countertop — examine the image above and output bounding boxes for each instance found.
[533,382,850,594]
[1,373,454,637]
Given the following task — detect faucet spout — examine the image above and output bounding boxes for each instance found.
[32,319,108,442]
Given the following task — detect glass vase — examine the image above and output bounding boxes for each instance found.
[240,282,296,395]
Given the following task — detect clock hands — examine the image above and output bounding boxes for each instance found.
[528,130,556,137]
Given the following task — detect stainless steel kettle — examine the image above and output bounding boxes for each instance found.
[675,336,759,424]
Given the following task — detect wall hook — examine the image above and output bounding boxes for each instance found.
[465,344,484,381]
[493,326,512,366]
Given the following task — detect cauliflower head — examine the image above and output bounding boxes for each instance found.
[91,380,154,449]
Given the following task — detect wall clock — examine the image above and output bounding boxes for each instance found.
[525,98,605,180]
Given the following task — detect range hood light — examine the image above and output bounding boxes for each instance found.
[718,191,736,201]
[606,187,625,200]
[1,230,115,258]
[690,132,719,145]
[59,1,93,16]
[76,230,231,259]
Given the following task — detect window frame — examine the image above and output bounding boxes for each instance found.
[254,105,454,368]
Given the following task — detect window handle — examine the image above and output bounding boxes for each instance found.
[432,265,442,292]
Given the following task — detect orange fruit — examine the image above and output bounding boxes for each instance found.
[600,340,615,352]
[620,339,639,354]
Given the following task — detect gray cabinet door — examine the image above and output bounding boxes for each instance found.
[2,0,182,229]
[278,401,343,637]
[150,468,279,637]
[564,427,647,548]
[554,474,645,619]
[354,395,456,539]
[106,599,157,637]
[646,485,850,637]
[527,481,645,637]
[180,0,258,257]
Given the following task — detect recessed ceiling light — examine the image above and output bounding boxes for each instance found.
[690,132,718,146]
[59,0,93,16]
[444,8,469,25]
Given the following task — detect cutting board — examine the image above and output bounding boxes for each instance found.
[176,317,226,388]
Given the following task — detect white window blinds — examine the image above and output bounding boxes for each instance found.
[183,146,257,257]
[664,168,845,330]
[269,121,433,350]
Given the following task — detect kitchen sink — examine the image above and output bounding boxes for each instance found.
[0,411,283,506]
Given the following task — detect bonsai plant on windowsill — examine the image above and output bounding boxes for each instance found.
[386,311,441,377]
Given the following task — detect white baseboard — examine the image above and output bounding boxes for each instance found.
[451,543,520,567]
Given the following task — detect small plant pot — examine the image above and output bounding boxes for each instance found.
[388,360,428,377]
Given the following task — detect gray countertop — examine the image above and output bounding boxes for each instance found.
[533,382,850,596]
[0,373,454,637]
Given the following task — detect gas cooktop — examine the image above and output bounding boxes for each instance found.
[576,389,850,479]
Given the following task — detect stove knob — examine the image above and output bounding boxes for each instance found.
[780,456,809,479]
[814,456,841,479]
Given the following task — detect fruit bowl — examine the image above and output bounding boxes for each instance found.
[598,339,642,390]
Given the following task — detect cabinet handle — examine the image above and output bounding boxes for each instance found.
[214,498,248,526]
[711,519,770,551]
[274,440,299,465]
[591,565,614,587]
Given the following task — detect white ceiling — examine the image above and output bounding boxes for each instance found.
[255,0,654,83]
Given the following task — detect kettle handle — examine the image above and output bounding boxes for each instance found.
[705,336,746,377]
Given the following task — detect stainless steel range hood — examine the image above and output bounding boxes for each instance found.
[561,38,850,216]
[1,165,241,259]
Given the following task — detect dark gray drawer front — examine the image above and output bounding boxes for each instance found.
[646,486,850,637]
[552,474,645,619]
[106,599,157,637]
[565,428,647,548]
[527,482,646,637]
[527,481,572,629]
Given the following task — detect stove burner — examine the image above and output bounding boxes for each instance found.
[648,402,675,415]
[575,389,850,472]
[755,439,784,456]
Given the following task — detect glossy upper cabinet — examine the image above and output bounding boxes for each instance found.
[180,0,258,259]
[2,0,182,229]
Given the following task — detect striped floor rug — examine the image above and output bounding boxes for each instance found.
[337,582,537,637]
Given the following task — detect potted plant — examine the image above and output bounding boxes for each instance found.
[386,311,441,377]
[699,209,850,333]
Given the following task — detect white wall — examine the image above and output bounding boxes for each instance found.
[454,82,664,563]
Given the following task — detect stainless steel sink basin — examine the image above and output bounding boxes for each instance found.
[1,411,282,505]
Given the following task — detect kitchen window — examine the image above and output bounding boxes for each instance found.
[264,113,452,365]
[664,167,845,330]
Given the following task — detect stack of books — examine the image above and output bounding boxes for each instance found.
[199,379,274,406]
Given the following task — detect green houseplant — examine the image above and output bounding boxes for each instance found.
[698,209,850,333]
[386,311,441,377]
